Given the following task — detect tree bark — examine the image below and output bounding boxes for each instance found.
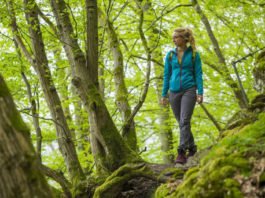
[0,74,53,198]
[21,0,85,185]
[50,0,141,173]
[53,48,77,141]
[98,8,138,151]
[21,72,43,161]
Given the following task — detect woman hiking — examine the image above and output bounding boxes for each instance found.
[160,28,203,164]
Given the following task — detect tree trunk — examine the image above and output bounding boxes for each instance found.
[50,0,141,173]
[0,74,53,198]
[21,72,43,161]
[135,0,174,164]
[23,0,84,184]
[98,8,138,151]
[53,48,76,141]
[191,0,249,109]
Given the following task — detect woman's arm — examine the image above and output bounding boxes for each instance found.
[194,52,203,96]
[161,52,172,97]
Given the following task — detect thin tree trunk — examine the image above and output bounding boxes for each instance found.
[14,34,43,161]
[134,0,174,163]
[51,0,141,173]
[124,4,152,130]
[98,8,138,151]
[9,0,85,184]
[53,48,76,141]
[191,0,249,109]
[0,74,53,198]
[21,72,43,161]
[152,48,174,164]
[200,104,222,132]
[98,63,105,99]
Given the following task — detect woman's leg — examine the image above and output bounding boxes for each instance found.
[169,91,182,123]
[179,87,197,152]
[169,91,187,163]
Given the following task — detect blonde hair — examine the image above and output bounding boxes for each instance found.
[173,27,196,54]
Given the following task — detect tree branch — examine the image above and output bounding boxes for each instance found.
[199,103,222,132]
[40,164,72,198]
[5,0,34,65]
[36,5,58,36]
[131,54,164,67]
[124,5,151,130]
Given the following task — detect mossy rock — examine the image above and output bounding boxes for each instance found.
[155,183,172,198]
[225,109,257,130]
[225,94,265,131]
[158,167,185,180]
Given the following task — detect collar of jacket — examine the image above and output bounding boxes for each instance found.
[170,46,192,55]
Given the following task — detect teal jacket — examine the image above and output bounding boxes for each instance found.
[162,46,203,97]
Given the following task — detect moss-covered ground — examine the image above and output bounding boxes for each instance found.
[155,113,265,198]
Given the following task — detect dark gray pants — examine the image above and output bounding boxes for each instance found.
[169,86,197,152]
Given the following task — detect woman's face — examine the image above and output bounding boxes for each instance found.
[172,34,187,47]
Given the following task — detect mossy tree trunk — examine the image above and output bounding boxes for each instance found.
[53,47,77,141]
[98,8,138,151]
[0,74,53,198]
[51,0,141,173]
[6,0,85,185]
[22,0,85,184]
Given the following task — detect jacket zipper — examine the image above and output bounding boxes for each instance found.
[176,48,187,91]
[178,48,184,91]
[180,62,182,90]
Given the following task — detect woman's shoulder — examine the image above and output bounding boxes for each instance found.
[165,49,176,59]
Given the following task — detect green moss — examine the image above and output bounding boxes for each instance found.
[225,187,243,198]
[0,77,29,134]
[224,178,240,188]
[159,167,185,180]
[220,126,241,138]
[0,83,9,97]
[11,112,30,134]
[155,184,171,198]
[220,166,237,177]
[183,167,199,180]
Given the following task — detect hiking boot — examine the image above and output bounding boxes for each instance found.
[175,149,187,164]
[187,146,197,158]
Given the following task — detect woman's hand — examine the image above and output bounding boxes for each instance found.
[197,95,203,104]
[160,97,169,106]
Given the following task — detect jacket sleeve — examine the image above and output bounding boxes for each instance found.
[161,52,171,97]
[194,52,203,95]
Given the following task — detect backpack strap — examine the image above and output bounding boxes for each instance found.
[192,50,197,83]
[169,50,174,61]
